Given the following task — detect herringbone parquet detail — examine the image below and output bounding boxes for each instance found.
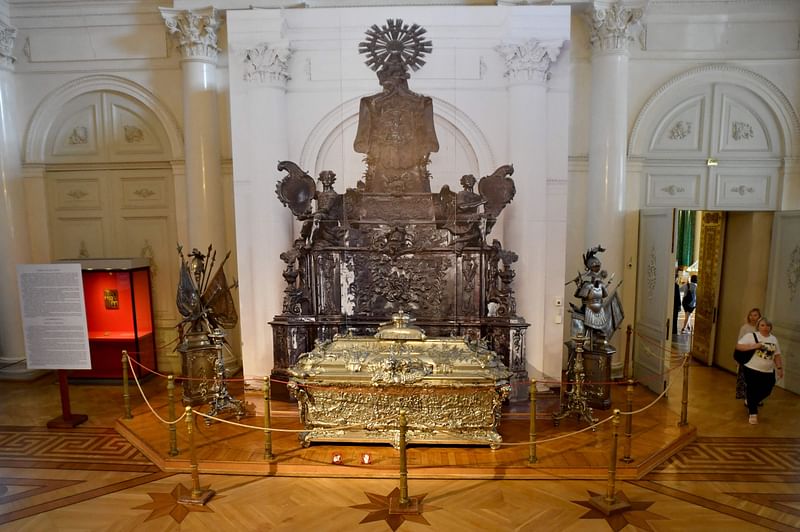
[646,436,800,480]
[0,426,155,468]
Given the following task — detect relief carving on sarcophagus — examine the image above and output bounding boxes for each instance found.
[270,19,528,389]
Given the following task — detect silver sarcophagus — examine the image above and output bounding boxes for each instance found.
[287,312,511,448]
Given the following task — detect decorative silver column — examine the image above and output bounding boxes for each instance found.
[160,7,226,253]
[0,20,37,378]
[496,38,563,376]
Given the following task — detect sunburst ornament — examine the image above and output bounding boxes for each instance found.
[359,19,432,75]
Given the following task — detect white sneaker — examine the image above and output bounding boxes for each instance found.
[748,415,758,425]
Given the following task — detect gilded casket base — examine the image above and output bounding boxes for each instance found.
[288,383,510,450]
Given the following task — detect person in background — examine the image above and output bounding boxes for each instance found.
[673,269,682,335]
[736,317,784,424]
[680,274,698,333]
[736,307,762,400]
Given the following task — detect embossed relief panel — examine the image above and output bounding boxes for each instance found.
[119,176,169,209]
[49,103,101,158]
[644,167,705,209]
[107,96,168,159]
[648,94,708,155]
[712,85,778,157]
[52,177,103,210]
[710,166,778,210]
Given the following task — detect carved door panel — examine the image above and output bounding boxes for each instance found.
[634,209,677,394]
[691,212,725,366]
[765,211,800,393]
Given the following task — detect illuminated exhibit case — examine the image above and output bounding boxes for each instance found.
[65,258,156,379]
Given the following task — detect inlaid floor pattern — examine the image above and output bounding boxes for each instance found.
[0,364,798,531]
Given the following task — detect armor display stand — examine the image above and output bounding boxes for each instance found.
[553,333,598,428]
[205,329,246,424]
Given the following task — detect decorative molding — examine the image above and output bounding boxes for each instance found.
[68,126,89,145]
[160,7,222,61]
[787,244,800,302]
[731,184,755,196]
[495,39,563,83]
[646,245,657,300]
[124,125,145,143]
[586,2,644,52]
[141,240,157,278]
[66,189,88,200]
[668,121,692,140]
[629,64,800,157]
[243,43,292,85]
[731,121,755,141]
[0,20,17,69]
[133,188,156,199]
[660,185,685,195]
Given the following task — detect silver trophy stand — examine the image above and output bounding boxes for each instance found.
[553,333,598,430]
[205,329,247,425]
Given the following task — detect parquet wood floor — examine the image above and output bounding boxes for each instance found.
[0,362,798,531]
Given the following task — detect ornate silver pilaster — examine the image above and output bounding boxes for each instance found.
[243,43,292,85]
[0,21,17,69]
[160,7,222,61]
[495,39,563,83]
[586,2,644,52]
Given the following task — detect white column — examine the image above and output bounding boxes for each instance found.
[585,2,643,289]
[0,21,37,378]
[232,42,293,379]
[496,39,563,378]
[160,7,226,253]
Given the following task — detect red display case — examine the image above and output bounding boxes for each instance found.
[65,258,156,380]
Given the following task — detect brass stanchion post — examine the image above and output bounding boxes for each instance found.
[589,410,630,515]
[399,410,409,505]
[389,409,420,514]
[264,376,274,460]
[122,350,132,419]
[529,379,537,464]
[623,325,633,381]
[621,379,634,463]
[178,406,215,505]
[167,375,179,456]
[679,354,690,426]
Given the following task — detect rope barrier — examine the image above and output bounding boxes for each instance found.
[126,355,187,426]
[120,330,693,448]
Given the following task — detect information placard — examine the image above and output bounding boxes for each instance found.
[17,263,91,370]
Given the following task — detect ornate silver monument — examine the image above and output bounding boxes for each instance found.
[271,19,529,397]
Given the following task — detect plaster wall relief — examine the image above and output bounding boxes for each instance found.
[716,91,773,154]
[243,43,292,85]
[0,20,16,69]
[160,7,222,61]
[495,39,563,83]
[586,2,644,52]
[648,93,709,155]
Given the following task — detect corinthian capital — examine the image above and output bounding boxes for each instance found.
[495,39,563,83]
[0,20,17,69]
[160,7,222,61]
[243,43,292,85]
[586,2,644,52]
